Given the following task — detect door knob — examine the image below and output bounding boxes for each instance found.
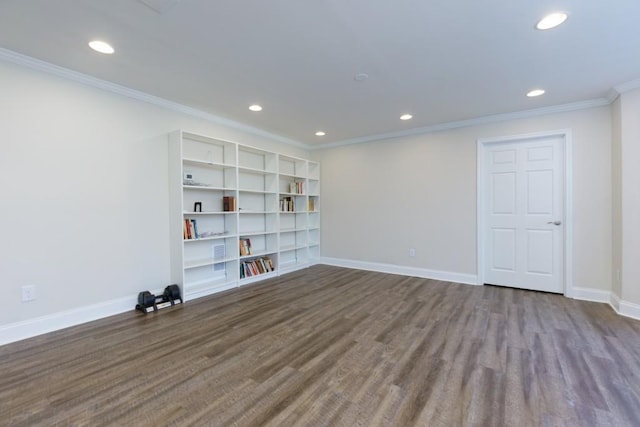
[547,220,562,226]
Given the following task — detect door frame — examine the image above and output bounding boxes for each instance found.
[476,129,574,296]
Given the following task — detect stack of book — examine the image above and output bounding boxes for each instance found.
[183,218,198,240]
[289,181,304,194]
[240,256,274,278]
[280,196,294,212]
[223,196,237,211]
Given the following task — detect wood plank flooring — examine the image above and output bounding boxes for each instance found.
[2,265,640,426]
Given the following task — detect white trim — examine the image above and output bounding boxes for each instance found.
[320,257,478,285]
[606,88,620,103]
[617,300,640,321]
[0,46,620,152]
[0,295,134,346]
[570,290,640,321]
[570,287,611,303]
[613,78,640,95]
[606,293,640,321]
[610,292,621,312]
[311,99,609,150]
[0,47,310,150]
[476,129,574,296]
[184,282,238,301]
[0,269,635,347]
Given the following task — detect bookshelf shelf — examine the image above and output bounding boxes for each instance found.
[184,211,236,215]
[280,244,308,252]
[184,257,237,269]
[238,189,276,194]
[183,185,235,191]
[239,211,270,215]
[170,130,320,301]
[239,271,277,285]
[240,249,276,259]
[183,158,235,169]
[183,234,236,243]
[238,166,277,175]
[239,230,278,236]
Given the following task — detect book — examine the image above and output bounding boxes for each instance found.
[190,219,198,239]
[239,238,252,256]
[223,196,236,212]
[184,218,198,240]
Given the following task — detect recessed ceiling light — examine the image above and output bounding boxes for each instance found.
[88,40,114,54]
[536,12,568,30]
[249,104,262,112]
[354,73,369,82]
[315,131,326,136]
[400,114,413,120]
[527,89,546,97]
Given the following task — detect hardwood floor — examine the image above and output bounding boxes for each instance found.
[2,265,640,426]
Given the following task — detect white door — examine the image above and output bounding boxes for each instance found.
[481,135,564,293]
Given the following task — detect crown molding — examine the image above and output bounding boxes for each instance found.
[311,98,611,150]
[1,47,627,153]
[0,47,311,150]
[613,78,640,95]
[606,87,620,103]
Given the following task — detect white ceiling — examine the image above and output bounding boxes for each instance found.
[1,0,639,147]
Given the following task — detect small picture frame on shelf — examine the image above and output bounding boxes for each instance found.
[194,202,202,212]
[183,171,195,185]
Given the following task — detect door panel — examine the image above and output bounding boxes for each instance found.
[492,228,516,271]
[527,170,553,214]
[526,229,553,274]
[492,173,516,214]
[482,136,564,293]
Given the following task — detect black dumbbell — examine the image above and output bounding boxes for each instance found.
[136,285,182,314]
[163,284,181,302]
[136,290,158,313]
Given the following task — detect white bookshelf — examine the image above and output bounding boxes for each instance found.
[169,130,320,301]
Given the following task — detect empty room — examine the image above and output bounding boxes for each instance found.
[2,1,640,425]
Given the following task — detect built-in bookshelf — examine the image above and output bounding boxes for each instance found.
[169,131,320,300]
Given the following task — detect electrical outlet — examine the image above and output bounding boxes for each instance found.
[21,285,36,302]
[409,248,416,257]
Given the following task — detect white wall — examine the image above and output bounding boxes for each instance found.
[611,97,622,297]
[0,58,308,342]
[619,88,640,306]
[314,106,612,293]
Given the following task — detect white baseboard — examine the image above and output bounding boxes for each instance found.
[320,260,640,322]
[610,292,621,312]
[552,288,640,322]
[607,292,640,321]
[0,295,134,346]
[2,267,638,347]
[320,257,478,285]
[617,298,640,321]
[570,287,611,303]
